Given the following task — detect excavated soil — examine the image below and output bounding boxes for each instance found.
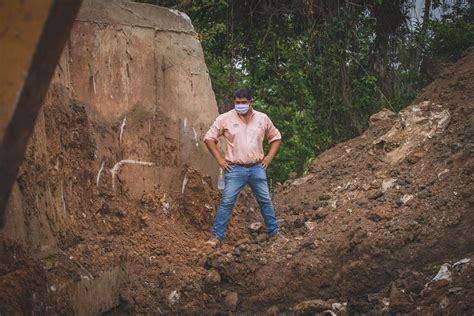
[1,44,473,314]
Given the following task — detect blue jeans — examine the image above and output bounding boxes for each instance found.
[212,164,279,240]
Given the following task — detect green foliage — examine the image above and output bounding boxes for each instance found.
[429,5,474,61]
[136,0,472,185]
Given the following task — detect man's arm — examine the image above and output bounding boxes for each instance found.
[205,140,233,171]
[261,139,281,170]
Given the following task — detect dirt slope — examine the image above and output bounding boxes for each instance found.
[200,48,474,314]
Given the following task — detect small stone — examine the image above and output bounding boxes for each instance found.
[256,233,268,243]
[432,263,452,283]
[439,296,449,309]
[293,216,305,228]
[168,290,180,305]
[381,178,397,192]
[368,190,384,200]
[238,244,247,251]
[249,222,264,233]
[204,269,221,285]
[304,221,317,231]
[448,287,463,293]
[389,284,412,313]
[235,238,249,247]
[315,208,329,219]
[265,305,279,316]
[368,205,393,221]
[319,193,331,201]
[224,291,239,311]
[400,194,414,205]
[288,172,298,180]
[293,299,332,314]
[332,302,346,312]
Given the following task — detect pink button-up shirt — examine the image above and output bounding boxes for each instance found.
[204,109,282,164]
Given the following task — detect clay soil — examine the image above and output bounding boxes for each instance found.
[1,49,474,314]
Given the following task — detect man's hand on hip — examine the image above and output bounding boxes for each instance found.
[260,156,272,170]
[218,158,233,171]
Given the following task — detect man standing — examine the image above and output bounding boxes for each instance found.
[203,88,283,246]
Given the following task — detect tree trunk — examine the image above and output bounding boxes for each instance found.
[417,0,432,69]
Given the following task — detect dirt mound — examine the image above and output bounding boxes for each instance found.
[187,48,473,314]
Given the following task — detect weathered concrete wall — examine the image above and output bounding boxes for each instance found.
[1,0,219,254]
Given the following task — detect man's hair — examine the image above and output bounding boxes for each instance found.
[233,88,252,100]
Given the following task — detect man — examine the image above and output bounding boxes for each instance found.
[203,88,283,246]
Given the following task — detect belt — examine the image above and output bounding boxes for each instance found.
[232,162,260,168]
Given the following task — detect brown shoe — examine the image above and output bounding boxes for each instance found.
[205,237,222,247]
[269,233,289,243]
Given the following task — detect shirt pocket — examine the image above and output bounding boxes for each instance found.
[223,122,239,142]
[251,126,265,143]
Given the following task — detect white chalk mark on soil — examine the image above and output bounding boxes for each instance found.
[96,161,105,187]
[119,116,127,144]
[192,127,199,147]
[92,74,97,95]
[60,183,66,213]
[182,172,188,194]
[110,160,155,189]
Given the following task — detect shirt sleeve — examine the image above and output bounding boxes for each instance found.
[265,115,282,143]
[203,116,224,142]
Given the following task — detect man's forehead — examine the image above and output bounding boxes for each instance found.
[234,96,250,101]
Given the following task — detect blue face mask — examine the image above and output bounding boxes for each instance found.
[235,103,250,115]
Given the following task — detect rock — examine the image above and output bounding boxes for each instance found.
[235,238,249,247]
[431,263,452,283]
[265,305,279,316]
[238,244,248,251]
[452,258,470,272]
[315,207,330,219]
[437,168,450,180]
[204,269,221,285]
[305,221,317,231]
[314,201,329,209]
[381,178,397,192]
[367,205,393,221]
[224,291,238,311]
[439,296,449,309]
[293,299,332,314]
[292,174,314,186]
[256,233,268,243]
[288,172,298,180]
[249,222,264,233]
[331,302,347,312]
[319,193,331,201]
[369,108,397,126]
[168,290,180,305]
[389,284,412,313]
[368,190,384,200]
[293,216,305,228]
[400,194,414,205]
